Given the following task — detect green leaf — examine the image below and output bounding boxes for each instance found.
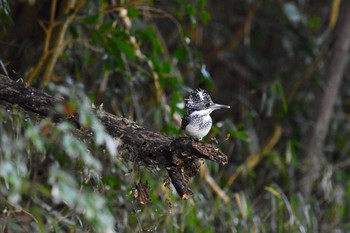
[104,136,117,156]
[62,134,102,170]
[91,30,105,44]
[83,14,99,25]
[265,186,282,200]
[160,61,171,74]
[231,129,248,140]
[128,7,139,18]
[102,175,121,189]
[308,15,320,30]
[79,106,93,126]
[99,21,114,31]
[25,127,45,153]
[49,166,114,231]
[115,38,136,60]
[144,27,163,54]
[276,81,288,112]
[200,11,211,24]
[49,166,79,205]
[0,161,25,203]
[185,5,197,15]
[172,47,187,60]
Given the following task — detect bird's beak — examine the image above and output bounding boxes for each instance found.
[211,103,230,110]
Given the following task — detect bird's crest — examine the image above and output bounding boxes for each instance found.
[186,88,213,109]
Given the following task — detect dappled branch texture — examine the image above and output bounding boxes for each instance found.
[0,75,228,199]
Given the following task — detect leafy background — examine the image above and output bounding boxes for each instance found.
[1,0,350,232]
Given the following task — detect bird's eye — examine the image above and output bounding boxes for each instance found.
[205,103,210,107]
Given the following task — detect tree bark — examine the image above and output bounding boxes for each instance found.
[299,0,350,198]
[0,74,228,199]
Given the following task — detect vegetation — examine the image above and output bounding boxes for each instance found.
[1,0,350,232]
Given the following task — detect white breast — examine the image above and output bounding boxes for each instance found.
[184,114,212,140]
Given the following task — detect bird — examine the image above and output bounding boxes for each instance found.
[181,89,230,140]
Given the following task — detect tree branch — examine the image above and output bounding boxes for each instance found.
[0,74,228,199]
[299,0,350,198]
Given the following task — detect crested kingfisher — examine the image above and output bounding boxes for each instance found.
[181,89,230,140]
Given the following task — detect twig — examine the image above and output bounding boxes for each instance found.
[200,163,230,203]
[42,0,79,86]
[27,0,60,84]
[299,0,350,198]
[225,124,281,187]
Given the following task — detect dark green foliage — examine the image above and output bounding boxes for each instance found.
[0,90,117,231]
[1,0,350,232]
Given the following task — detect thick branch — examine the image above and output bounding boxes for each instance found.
[300,0,350,198]
[0,75,228,199]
